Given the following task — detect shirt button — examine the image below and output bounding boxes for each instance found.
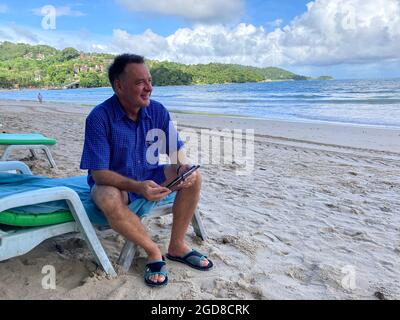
[137,160,141,164]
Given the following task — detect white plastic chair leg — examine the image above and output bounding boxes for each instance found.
[29,149,38,158]
[42,146,57,168]
[1,145,56,168]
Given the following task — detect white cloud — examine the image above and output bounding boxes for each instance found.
[1,0,399,78]
[109,0,400,69]
[0,29,12,40]
[91,44,109,52]
[115,0,244,24]
[111,29,169,57]
[0,3,8,13]
[8,22,39,43]
[276,0,400,65]
[271,19,283,28]
[0,23,106,54]
[32,5,86,17]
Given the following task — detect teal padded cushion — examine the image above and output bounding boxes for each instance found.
[0,173,107,226]
[0,133,56,145]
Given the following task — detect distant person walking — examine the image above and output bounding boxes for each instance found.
[37,92,43,104]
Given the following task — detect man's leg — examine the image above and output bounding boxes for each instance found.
[91,185,165,283]
[163,166,210,267]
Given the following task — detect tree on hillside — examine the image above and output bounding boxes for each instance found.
[150,66,193,86]
[80,71,109,87]
[60,47,79,61]
[0,41,331,88]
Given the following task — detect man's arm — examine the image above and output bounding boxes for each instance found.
[92,170,171,201]
[92,170,141,193]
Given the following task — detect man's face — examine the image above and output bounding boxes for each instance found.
[115,63,153,109]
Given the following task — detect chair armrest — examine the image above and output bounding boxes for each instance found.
[0,186,78,212]
[0,161,32,175]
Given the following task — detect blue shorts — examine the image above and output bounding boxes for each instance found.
[91,192,177,226]
[88,164,168,204]
[128,192,177,218]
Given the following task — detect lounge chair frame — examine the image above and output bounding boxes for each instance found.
[1,145,57,168]
[0,161,208,276]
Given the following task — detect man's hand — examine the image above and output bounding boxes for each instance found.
[139,180,171,201]
[174,164,198,190]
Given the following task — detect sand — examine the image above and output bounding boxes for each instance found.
[0,99,399,300]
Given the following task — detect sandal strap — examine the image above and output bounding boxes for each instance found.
[181,250,208,267]
[145,260,166,272]
[145,260,168,279]
[183,249,207,260]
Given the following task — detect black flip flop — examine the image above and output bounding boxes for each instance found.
[166,249,213,271]
[144,258,169,287]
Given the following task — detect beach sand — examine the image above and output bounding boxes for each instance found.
[0,99,399,299]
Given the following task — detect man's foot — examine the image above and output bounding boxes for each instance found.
[146,249,165,284]
[144,257,168,287]
[168,244,211,268]
[166,249,213,271]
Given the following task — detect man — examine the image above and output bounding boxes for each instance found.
[80,54,212,287]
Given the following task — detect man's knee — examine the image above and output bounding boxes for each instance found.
[186,169,202,194]
[91,185,128,220]
[195,170,202,188]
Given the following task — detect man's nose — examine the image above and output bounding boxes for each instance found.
[144,80,152,91]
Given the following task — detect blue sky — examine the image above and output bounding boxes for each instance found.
[1,0,399,79]
[1,0,310,35]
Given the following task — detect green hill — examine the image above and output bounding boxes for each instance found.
[0,41,332,88]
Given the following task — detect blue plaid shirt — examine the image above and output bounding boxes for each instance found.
[80,94,184,202]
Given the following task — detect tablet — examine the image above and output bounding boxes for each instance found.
[166,165,200,189]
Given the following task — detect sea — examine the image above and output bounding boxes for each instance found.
[1,79,400,128]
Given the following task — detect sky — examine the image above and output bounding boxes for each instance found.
[0,0,400,79]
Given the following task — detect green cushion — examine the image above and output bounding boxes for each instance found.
[0,133,56,145]
[0,211,73,227]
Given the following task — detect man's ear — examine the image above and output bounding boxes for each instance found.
[114,79,123,94]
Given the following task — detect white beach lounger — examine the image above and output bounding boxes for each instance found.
[0,134,57,168]
[0,161,208,275]
[0,161,116,276]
